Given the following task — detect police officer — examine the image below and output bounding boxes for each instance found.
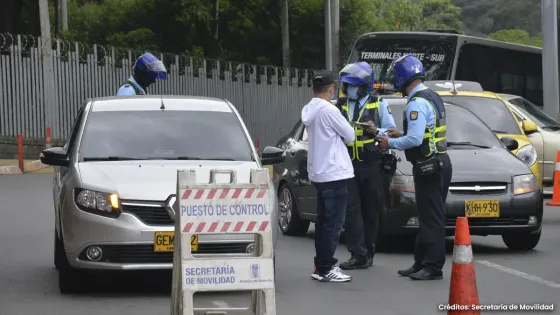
[337,62,396,270]
[377,54,453,280]
[116,52,167,96]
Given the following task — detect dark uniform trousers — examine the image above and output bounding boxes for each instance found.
[344,160,383,260]
[412,153,452,272]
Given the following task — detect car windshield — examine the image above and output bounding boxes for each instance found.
[390,103,503,149]
[440,96,523,135]
[348,35,457,91]
[512,99,560,128]
[78,110,254,161]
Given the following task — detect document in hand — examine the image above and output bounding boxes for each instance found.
[350,121,371,129]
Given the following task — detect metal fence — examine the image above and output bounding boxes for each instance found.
[0,33,317,147]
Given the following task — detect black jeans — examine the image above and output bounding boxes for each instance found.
[313,178,349,274]
[344,160,383,260]
[412,154,452,272]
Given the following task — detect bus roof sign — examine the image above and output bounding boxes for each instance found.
[423,80,484,93]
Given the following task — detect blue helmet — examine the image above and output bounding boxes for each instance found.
[339,61,374,90]
[388,54,425,92]
[133,52,168,80]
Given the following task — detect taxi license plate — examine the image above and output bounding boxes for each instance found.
[465,200,500,218]
[154,231,198,252]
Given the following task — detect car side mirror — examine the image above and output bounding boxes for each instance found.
[500,137,519,151]
[521,119,538,135]
[40,147,69,167]
[261,146,285,165]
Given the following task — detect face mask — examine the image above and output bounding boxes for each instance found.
[347,86,359,100]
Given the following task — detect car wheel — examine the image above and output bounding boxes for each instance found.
[277,184,310,236]
[56,234,87,294]
[502,230,541,251]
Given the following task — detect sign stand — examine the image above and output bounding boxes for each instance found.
[171,169,276,315]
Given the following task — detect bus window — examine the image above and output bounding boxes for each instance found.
[455,43,500,91]
[348,35,457,90]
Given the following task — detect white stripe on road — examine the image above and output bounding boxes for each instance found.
[476,260,560,289]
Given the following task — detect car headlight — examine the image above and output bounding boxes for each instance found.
[513,174,538,195]
[75,189,120,217]
[515,144,537,167]
[390,175,415,193]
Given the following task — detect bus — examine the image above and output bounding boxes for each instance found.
[346,30,545,106]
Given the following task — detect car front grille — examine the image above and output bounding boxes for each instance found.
[448,182,508,195]
[121,202,173,226]
[446,216,529,227]
[79,243,253,264]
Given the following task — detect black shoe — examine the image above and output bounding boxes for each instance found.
[339,257,369,270]
[409,269,443,280]
[367,256,374,267]
[397,265,422,277]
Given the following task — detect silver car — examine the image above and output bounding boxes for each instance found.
[40,96,283,298]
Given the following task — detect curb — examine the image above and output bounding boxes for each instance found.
[0,160,49,175]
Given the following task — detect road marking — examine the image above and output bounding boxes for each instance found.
[477,260,560,289]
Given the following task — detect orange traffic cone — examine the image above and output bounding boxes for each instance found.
[547,151,560,206]
[448,217,480,315]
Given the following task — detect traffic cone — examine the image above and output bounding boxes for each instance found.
[448,217,480,315]
[547,151,560,206]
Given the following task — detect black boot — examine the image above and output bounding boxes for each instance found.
[397,264,422,277]
[409,269,443,280]
[339,256,369,270]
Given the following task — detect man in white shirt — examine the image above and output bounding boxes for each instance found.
[301,70,356,283]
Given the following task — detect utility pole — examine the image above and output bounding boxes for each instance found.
[331,0,339,72]
[541,0,559,118]
[280,0,290,68]
[39,0,57,138]
[324,0,332,70]
[60,0,68,30]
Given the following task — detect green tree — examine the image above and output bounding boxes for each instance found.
[420,0,463,31]
[487,29,542,47]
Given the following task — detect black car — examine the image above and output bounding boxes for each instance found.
[273,97,543,250]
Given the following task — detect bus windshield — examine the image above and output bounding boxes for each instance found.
[348,34,458,90]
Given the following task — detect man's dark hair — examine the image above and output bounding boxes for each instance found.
[313,85,331,94]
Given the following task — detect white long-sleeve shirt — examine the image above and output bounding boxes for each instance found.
[301,97,355,183]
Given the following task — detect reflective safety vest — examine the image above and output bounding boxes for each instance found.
[403,88,447,162]
[341,96,383,162]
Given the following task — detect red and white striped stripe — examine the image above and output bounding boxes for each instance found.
[181,188,267,200]
[183,221,270,233]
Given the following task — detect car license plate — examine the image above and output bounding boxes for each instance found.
[154,231,198,252]
[465,200,500,218]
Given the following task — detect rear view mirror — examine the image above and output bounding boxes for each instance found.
[521,120,538,135]
[261,146,285,165]
[40,147,69,167]
[500,137,519,151]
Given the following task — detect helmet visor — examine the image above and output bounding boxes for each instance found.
[339,63,372,84]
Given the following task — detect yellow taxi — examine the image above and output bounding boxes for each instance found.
[433,89,542,187]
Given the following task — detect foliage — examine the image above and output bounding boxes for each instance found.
[45,0,464,68]
[487,29,542,47]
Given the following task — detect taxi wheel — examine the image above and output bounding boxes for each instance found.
[502,230,541,251]
[278,184,310,236]
[56,235,87,294]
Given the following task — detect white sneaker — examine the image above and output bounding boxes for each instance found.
[311,266,352,282]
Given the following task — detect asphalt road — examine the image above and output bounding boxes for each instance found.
[1,174,559,315]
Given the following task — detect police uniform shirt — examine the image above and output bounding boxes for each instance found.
[387,83,436,151]
[116,76,147,96]
[348,94,396,135]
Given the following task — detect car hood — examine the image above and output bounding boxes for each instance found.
[394,148,531,182]
[77,160,262,200]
